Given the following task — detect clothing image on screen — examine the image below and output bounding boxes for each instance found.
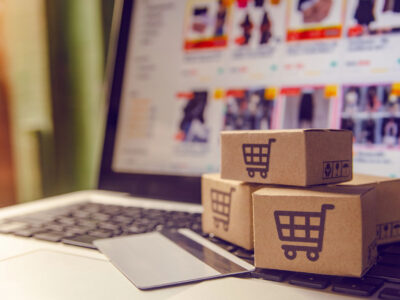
[232,0,284,49]
[360,118,376,144]
[255,0,265,7]
[366,86,382,112]
[383,0,400,12]
[287,0,343,41]
[341,118,357,140]
[348,0,400,36]
[239,13,254,45]
[223,88,274,130]
[192,7,209,35]
[297,0,333,23]
[382,117,400,146]
[298,92,314,128]
[354,0,376,26]
[259,11,272,44]
[385,93,400,113]
[344,85,383,113]
[343,87,361,114]
[351,0,376,36]
[375,0,400,30]
[281,87,332,129]
[341,84,400,147]
[184,0,231,50]
[176,91,209,143]
[214,0,228,36]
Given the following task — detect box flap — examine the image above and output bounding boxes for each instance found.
[303,129,348,133]
[340,173,397,186]
[202,173,262,188]
[221,129,305,136]
[253,185,373,198]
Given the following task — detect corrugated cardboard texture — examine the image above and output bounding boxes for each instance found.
[339,174,400,245]
[253,185,377,277]
[202,173,260,250]
[221,129,352,186]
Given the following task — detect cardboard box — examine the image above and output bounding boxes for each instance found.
[221,129,353,186]
[202,173,260,250]
[253,185,377,277]
[339,174,400,245]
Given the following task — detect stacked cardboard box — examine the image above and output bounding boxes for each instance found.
[338,174,400,245]
[202,129,380,277]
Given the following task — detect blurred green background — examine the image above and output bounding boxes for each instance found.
[0,0,116,205]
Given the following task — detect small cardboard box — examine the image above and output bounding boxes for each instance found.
[202,173,260,250]
[221,129,353,186]
[339,174,400,245]
[253,185,377,277]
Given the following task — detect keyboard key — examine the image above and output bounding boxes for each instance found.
[144,209,166,218]
[163,220,179,228]
[124,225,148,234]
[57,217,76,226]
[232,248,254,261]
[134,218,156,226]
[91,213,111,221]
[112,215,133,224]
[44,223,65,232]
[379,287,400,300]
[64,226,90,236]
[383,244,400,256]
[62,235,98,249]
[101,205,122,215]
[81,203,102,213]
[97,222,121,231]
[71,210,91,218]
[332,277,384,297]
[288,273,331,289]
[252,268,291,282]
[368,264,400,283]
[111,229,122,237]
[13,227,48,237]
[380,254,400,267]
[76,219,98,228]
[87,229,113,238]
[190,223,202,233]
[0,221,29,233]
[121,208,142,218]
[34,231,71,242]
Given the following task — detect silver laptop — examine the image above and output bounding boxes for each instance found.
[0,0,399,299]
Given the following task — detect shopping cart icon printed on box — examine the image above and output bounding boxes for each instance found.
[242,138,276,179]
[210,187,235,231]
[274,204,334,262]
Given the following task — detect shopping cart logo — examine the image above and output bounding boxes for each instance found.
[323,160,351,179]
[274,204,334,262]
[242,138,276,179]
[210,187,235,231]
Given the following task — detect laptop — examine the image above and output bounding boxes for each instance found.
[0,0,399,299]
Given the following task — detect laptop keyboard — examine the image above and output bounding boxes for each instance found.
[1,201,400,299]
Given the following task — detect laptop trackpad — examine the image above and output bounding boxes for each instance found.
[94,229,254,290]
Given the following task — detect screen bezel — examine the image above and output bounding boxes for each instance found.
[98,0,201,204]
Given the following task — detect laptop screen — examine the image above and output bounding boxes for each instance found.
[100,0,400,203]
